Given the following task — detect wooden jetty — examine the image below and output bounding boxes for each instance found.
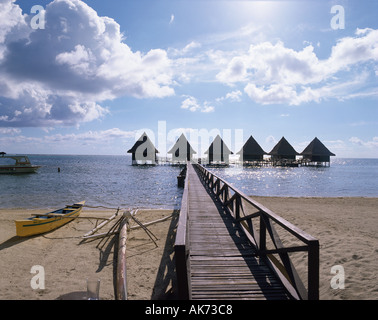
[175,162,319,300]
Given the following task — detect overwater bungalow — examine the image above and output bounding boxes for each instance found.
[127,132,159,165]
[268,137,299,166]
[300,137,335,167]
[168,133,197,164]
[204,135,233,165]
[237,135,267,165]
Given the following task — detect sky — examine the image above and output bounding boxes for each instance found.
[0,0,377,157]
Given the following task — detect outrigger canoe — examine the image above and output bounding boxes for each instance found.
[15,201,85,237]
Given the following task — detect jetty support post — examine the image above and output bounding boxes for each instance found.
[177,165,187,188]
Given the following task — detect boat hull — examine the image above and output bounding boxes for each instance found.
[15,201,85,237]
[0,166,40,174]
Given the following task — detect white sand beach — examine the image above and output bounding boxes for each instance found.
[0,197,377,300]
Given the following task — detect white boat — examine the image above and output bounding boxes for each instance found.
[0,152,41,174]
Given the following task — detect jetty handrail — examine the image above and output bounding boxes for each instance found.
[174,162,190,299]
[194,163,319,300]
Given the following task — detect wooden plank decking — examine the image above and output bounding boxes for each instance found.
[186,163,291,300]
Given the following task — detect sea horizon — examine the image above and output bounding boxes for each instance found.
[3,152,378,160]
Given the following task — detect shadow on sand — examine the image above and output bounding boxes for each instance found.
[150,212,179,300]
[0,235,36,250]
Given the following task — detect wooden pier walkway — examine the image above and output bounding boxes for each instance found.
[175,162,319,300]
[187,163,290,300]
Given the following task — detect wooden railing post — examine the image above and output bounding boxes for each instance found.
[223,185,228,204]
[307,239,319,300]
[259,214,266,253]
[235,195,241,220]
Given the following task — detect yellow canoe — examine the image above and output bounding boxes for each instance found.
[15,201,85,237]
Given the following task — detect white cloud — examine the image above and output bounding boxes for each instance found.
[216,28,378,105]
[0,0,28,58]
[216,56,249,83]
[7,127,135,145]
[0,0,175,127]
[349,136,378,148]
[168,41,202,58]
[55,44,94,75]
[45,128,135,143]
[0,127,21,135]
[327,28,378,72]
[169,14,175,25]
[201,104,215,113]
[217,41,322,86]
[217,90,242,102]
[180,96,214,113]
[349,136,364,145]
[0,127,137,154]
[181,41,201,54]
[265,135,277,144]
[244,83,298,105]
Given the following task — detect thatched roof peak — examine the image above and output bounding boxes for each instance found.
[237,135,266,155]
[204,135,233,155]
[300,137,335,156]
[167,133,197,154]
[127,132,159,153]
[268,137,298,156]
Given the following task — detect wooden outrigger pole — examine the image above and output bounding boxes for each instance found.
[79,208,176,300]
[83,210,119,237]
[116,213,129,300]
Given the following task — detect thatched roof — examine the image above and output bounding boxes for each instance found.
[237,136,266,156]
[127,132,159,153]
[300,137,335,156]
[204,135,233,155]
[167,133,196,155]
[268,137,298,156]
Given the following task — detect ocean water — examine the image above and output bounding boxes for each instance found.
[209,158,378,198]
[0,155,376,210]
[0,155,184,210]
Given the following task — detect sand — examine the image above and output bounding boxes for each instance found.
[0,208,179,300]
[252,196,378,300]
[0,197,377,300]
